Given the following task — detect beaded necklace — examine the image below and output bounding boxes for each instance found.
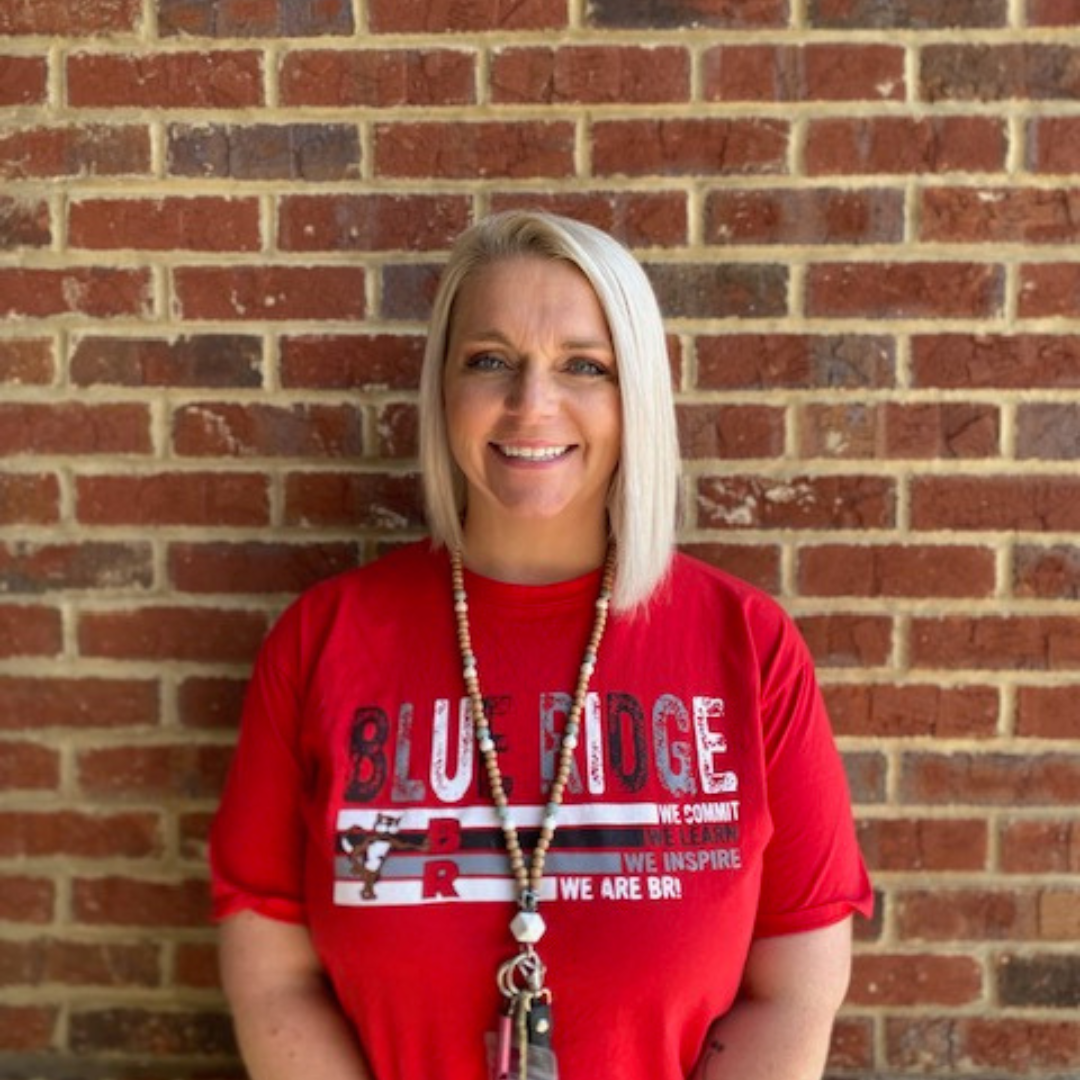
[450,545,616,1077]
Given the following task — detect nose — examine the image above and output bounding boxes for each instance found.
[506,362,556,416]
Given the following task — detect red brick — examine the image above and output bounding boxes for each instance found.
[167,122,360,181]
[828,1017,874,1071]
[1028,116,1080,173]
[492,45,689,104]
[69,1006,235,1057]
[797,614,893,668]
[849,954,982,1006]
[857,818,989,872]
[67,52,263,109]
[922,43,1080,101]
[587,0,787,26]
[0,605,62,658]
[0,877,55,924]
[174,266,365,321]
[999,950,1080,1003]
[810,0,1006,26]
[704,44,904,101]
[76,472,269,527]
[0,938,160,989]
[0,1004,56,1051]
[71,334,262,388]
[0,473,61,524]
[158,0,352,35]
[1014,544,1080,600]
[704,187,902,245]
[375,402,418,459]
[898,888,1036,941]
[175,942,220,989]
[72,877,211,929]
[172,402,363,458]
[0,677,157,730]
[278,193,469,252]
[369,0,566,31]
[1020,262,1080,318]
[0,403,150,455]
[696,334,895,389]
[379,262,442,320]
[0,739,60,789]
[489,191,688,247]
[177,676,247,730]
[0,338,53,384]
[69,197,260,252]
[677,542,781,593]
[0,124,150,181]
[281,48,474,107]
[825,683,999,739]
[0,811,160,858]
[280,334,423,390]
[912,615,1080,670]
[696,474,895,530]
[923,187,1080,243]
[0,195,50,247]
[647,263,787,319]
[1016,685,1080,739]
[806,262,1002,319]
[677,404,784,459]
[0,0,140,33]
[0,268,151,319]
[1001,820,1080,873]
[592,118,787,177]
[168,541,357,595]
[283,472,424,529]
[799,543,995,598]
[1029,0,1080,23]
[178,811,213,862]
[0,541,152,593]
[375,121,574,179]
[77,743,232,800]
[912,476,1080,532]
[77,606,268,663]
[806,117,1005,174]
[902,751,1080,805]
[0,56,48,105]
[912,333,1080,389]
[1017,403,1080,460]
[844,750,888,804]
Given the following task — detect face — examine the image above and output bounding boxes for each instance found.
[443,256,622,538]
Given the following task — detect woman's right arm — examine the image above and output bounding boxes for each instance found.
[219,909,374,1080]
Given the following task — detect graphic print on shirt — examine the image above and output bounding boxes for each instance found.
[332,689,745,908]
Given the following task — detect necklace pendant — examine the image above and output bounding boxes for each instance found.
[510,909,546,944]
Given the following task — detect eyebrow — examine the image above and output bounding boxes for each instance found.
[464,330,614,352]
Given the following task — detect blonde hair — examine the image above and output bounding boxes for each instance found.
[419,210,679,611]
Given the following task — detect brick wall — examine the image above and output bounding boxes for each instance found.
[2,1,1079,1076]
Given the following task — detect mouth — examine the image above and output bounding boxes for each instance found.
[493,443,573,462]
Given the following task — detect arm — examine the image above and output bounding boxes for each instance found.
[219,909,374,1080]
[691,919,853,1080]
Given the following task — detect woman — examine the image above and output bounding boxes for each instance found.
[211,210,872,1080]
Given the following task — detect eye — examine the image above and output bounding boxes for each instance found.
[464,352,511,372]
[565,356,613,378]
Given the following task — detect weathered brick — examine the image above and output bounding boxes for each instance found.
[0,938,160,989]
[587,0,787,27]
[704,44,905,101]
[0,1004,56,1051]
[593,119,788,177]
[922,187,1080,243]
[168,541,357,595]
[646,263,787,319]
[922,44,1080,102]
[0,605,62,658]
[912,476,1080,531]
[76,473,269,527]
[0,877,55,925]
[825,683,999,739]
[828,1017,874,1071]
[1028,116,1080,173]
[491,46,689,104]
[912,334,1080,389]
[0,473,61,524]
[174,266,366,321]
[898,888,1036,941]
[174,942,220,989]
[0,55,48,106]
[901,751,1080,805]
[844,750,888,804]
[284,471,424,529]
[0,811,160,858]
[0,124,151,180]
[705,187,903,245]
[999,953,1080,1006]
[77,744,232,800]
[806,262,1002,319]
[72,878,212,931]
[71,335,263,388]
[77,606,268,663]
[0,739,60,789]
[69,197,260,252]
[158,0,353,36]
[0,403,151,455]
[1029,0,1080,23]
[0,676,157,730]
[0,195,50,248]
[0,268,152,319]
[1019,262,1080,318]
[849,954,982,1006]
[369,0,566,31]
[1014,544,1080,601]
[69,1006,236,1057]
[912,615,1080,670]
[0,0,140,33]
[375,402,419,460]
[806,117,1006,174]
[168,123,360,181]
[1001,820,1080,873]
[278,193,469,252]
[67,52,263,109]
[281,49,474,107]
[696,334,895,389]
[677,404,784,459]
[177,676,247,730]
[676,542,781,593]
[280,334,424,390]
[697,474,895,530]
[0,542,152,593]
[0,338,53,384]
[1017,403,1080,460]
[809,0,1006,26]
[857,818,989,872]
[375,121,574,179]
[798,614,893,668]
[1016,685,1080,738]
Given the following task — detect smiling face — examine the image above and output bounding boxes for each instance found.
[443,256,622,548]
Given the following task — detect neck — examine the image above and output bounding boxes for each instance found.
[460,512,609,585]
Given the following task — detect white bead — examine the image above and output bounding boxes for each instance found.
[511,910,546,944]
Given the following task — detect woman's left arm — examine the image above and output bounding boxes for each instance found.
[690,918,853,1080]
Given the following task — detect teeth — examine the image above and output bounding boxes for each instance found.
[498,445,569,461]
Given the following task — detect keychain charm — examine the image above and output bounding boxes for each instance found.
[488,948,558,1080]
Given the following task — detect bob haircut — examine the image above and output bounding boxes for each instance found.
[419,210,680,612]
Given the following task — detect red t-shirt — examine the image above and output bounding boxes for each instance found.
[211,542,872,1080]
